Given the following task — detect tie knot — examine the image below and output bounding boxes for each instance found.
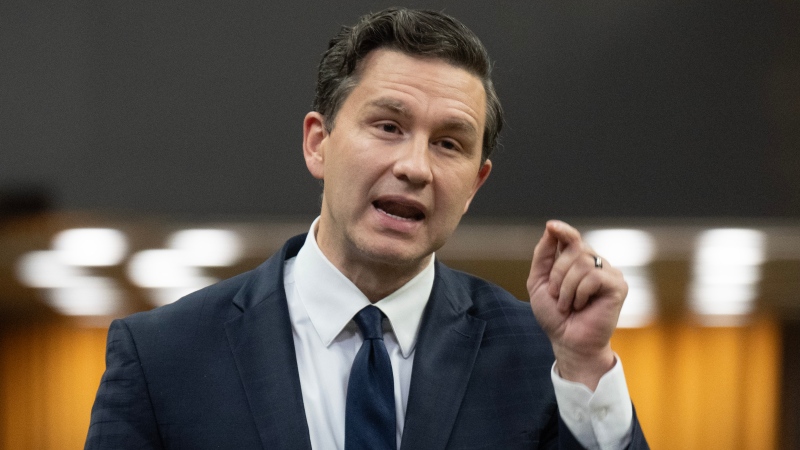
[353,305,384,340]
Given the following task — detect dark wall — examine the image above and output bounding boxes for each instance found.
[2,1,799,219]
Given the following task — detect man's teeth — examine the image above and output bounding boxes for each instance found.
[378,207,415,221]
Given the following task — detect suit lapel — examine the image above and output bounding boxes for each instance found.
[400,262,486,450]
[225,235,312,450]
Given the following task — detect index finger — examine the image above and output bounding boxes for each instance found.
[529,225,559,282]
[530,220,581,279]
[545,220,582,250]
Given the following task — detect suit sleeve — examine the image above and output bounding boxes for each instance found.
[537,410,648,449]
[85,319,164,450]
[626,407,649,449]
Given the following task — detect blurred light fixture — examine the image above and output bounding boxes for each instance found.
[689,228,765,323]
[127,249,203,288]
[53,228,128,266]
[16,250,87,288]
[584,229,657,328]
[583,229,656,267]
[15,228,128,316]
[128,228,242,307]
[167,229,242,266]
[44,277,123,316]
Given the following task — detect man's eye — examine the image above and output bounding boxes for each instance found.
[380,123,399,133]
[437,140,459,151]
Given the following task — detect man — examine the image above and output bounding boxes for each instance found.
[86,8,648,449]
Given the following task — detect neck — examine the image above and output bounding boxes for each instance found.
[336,256,432,303]
[312,217,434,302]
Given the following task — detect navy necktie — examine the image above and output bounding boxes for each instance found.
[345,305,396,450]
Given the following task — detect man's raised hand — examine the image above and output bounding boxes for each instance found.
[527,220,628,390]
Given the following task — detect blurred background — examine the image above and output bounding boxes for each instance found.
[2,0,799,448]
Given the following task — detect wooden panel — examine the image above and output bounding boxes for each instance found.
[610,325,668,446]
[612,318,780,450]
[0,321,107,450]
[0,317,781,450]
[742,319,779,449]
[780,320,800,450]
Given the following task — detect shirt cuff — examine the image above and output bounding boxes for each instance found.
[550,356,633,450]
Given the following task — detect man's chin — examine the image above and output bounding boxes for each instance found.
[356,241,431,270]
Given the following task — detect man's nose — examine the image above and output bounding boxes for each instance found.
[392,137,433,185]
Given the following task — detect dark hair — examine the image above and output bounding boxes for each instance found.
[312,8,503,161]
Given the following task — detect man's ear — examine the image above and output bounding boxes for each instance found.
[303,111,327,180]
[462,159,492,213]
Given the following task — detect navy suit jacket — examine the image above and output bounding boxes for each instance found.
[86,234,648,449]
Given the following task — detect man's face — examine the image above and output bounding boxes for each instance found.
[303,49,492,275]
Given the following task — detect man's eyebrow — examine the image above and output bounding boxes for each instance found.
[366,98,411,118]
[366,98,480,139]
[439,119,479,141]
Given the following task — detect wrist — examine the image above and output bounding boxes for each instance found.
[553,344,615,391]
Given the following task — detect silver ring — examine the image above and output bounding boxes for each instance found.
[593,255,603,269]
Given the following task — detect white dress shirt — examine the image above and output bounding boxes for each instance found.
[284,219,632,449]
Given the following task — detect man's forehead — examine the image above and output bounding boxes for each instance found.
[354,49,486,109]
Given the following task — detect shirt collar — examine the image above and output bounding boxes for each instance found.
[293,217,434,358]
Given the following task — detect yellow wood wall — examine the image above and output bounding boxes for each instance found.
[0,318,781,450]
[612,318,780,450]
[0,321,107,450]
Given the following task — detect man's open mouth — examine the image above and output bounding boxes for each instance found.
[373,199,425,221]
